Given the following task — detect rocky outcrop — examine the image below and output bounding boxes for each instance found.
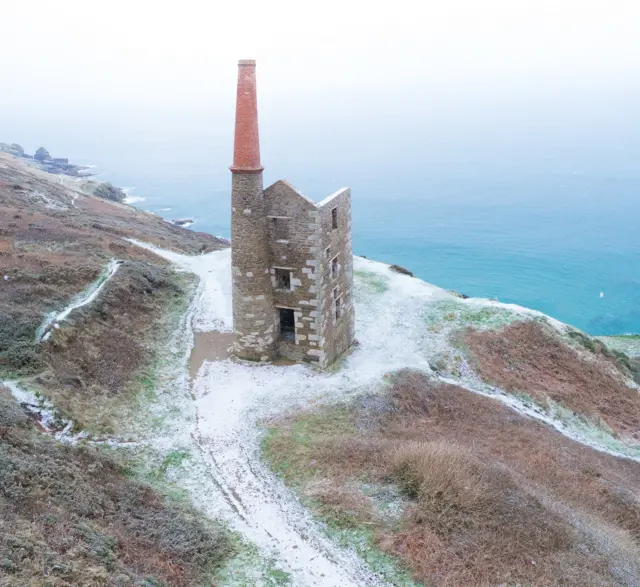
[2,142,92,177]
[171,218,195,227]
[0,143,25,157]
[389,263,414,277]
[88,181,127,203]
[34,146,51,161]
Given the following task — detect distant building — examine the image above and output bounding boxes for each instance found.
[230,60,355,367]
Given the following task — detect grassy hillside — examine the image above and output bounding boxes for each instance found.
[0,154,235,585]
[0,388,233,587]
[263,369,640,586]
[0,153,226,431]
[0,152,224,377]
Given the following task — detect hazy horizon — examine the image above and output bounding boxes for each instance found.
[4,0,640,110]
[3,0,640,335]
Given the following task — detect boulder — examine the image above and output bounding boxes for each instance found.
[34,146,51,161]
[389,264,414,277]
[172,218,195,227]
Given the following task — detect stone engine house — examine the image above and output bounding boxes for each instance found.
[230,60,355,367]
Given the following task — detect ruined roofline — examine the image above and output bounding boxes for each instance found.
[316,186,350,208]
[264,179,349,208]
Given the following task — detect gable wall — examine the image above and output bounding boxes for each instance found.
[263,181,324,364]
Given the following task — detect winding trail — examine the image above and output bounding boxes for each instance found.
[36,259,122,342]
[128,241,639,585]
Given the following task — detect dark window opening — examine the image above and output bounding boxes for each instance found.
[335,297,342,320]
[275,268,291,290]
[331,207,338,229]
[331,256,338,278]
[279,308,295,340]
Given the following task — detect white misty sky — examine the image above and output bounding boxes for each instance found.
[2,0,640,110]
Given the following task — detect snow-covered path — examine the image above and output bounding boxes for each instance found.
[35,259,122,342]
[128,241,639,586]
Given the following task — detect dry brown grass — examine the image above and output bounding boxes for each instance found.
[391,440,575,585]
[12,262,195,434]
[0,388,232,586]
[264,370,640,586]
[0,153,225,376]
[464,321,640,438]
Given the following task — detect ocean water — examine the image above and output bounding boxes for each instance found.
[3,87,640,335]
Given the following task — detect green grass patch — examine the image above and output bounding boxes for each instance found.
[262,405,354,486]
[161,449,190,471]
[325,526,420,587]
[261,403,420,586]
[354,269,390,295]
[214,539,292,586]
[423,299,521,331]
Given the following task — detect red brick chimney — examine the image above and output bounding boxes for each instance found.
[230,60,263,174]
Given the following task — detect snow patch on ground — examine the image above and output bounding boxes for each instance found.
[27,189,68,211]
[121,242,639,586]
[35,259,123,342]
[4,380,76,440]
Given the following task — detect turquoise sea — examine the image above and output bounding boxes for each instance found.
[3,86,639,335]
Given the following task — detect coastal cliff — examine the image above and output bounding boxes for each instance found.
[0,154,232,586]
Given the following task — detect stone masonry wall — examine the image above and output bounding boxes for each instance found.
[231,172,277,361]
[264,181,323,364]
[262,181,354,367]
[317,188,355,366]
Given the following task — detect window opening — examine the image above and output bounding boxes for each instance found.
[331,207,338,229]
[279,308,295,340]
[331,256,339,278]
[335,297,342,320]
[275,268,291,290]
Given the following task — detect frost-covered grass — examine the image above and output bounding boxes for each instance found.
[262,407,421,587]
[423,298,524,331]
[598,334,640,357]
[354,268,390,295]
[545,400,640,459]
[215,542,292,587]
[324,527,420,587]
[0,390,234,587]
[115,244,640,586]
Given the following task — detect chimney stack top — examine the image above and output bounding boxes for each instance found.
[230,59,263,174]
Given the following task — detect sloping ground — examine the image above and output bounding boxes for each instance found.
[464,321,640,439]
[118,243,639,586]
[0,388,232,587]
[0,156,237,583]
[30,262,196,433]
[262,370,640,586]
[599,334,640,358]
[0,152,224,376]
[3,175,640,587]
